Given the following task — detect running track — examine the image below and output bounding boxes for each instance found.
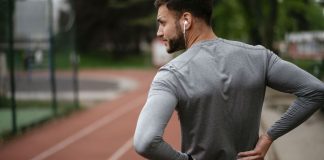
[0,69,181,160]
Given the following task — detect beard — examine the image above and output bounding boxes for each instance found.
[166,22,186,53]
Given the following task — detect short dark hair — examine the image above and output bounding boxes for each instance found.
[154,0,213,25]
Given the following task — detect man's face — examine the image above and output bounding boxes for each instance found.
[157,5,185,53]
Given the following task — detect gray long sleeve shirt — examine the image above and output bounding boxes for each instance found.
[134,38,324,160]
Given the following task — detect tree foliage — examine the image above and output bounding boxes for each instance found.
[75,0,156,59]
[214,0,324,48]
[276,0,324,38]
[74,0,324,56]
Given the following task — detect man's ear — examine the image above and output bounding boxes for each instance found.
[182,12,193,30]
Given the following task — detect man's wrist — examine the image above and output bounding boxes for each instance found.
[262,133,273,142]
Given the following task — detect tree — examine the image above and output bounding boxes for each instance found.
[212,0,278,50]
[275,0,324,39]
[238,0,278,50]
[74,0,324,59]
[212,0,324,52]
[212,0,249,42]
[75,0,156,59]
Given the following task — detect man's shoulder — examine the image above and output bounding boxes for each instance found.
[159,50,195,72]
[154,64,177,81]
[216,38,275,60]
[220,38,266,51]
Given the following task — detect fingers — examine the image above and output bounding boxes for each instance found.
[237,150,263,160]
[237,155,263,160]
[237,150,258,157]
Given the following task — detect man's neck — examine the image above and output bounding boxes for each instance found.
[186,23,217,49]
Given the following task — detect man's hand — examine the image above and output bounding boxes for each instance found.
[237,134,273,160]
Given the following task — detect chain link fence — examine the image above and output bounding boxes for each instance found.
[0,0,79,139]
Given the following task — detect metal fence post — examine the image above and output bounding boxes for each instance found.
[48,0,57,116]
[72,51,79,109]
[8,0,17,133]
[71,0,79,109]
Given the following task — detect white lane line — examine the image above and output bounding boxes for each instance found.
[30,95,144,160]
[107,138,133,160]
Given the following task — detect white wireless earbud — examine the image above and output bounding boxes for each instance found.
[183,20,188,34]
[183,20,188,48]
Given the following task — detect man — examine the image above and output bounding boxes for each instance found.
[134,0,324,159]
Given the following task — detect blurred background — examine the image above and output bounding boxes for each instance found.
[0,0,323,159]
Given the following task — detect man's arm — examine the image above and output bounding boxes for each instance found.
[133,83,188,160]
[265,52,324,140]
[238,51,324,159]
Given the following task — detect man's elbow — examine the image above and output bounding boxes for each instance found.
[303,82,324,103]
[133,133,159,157]
[133,137,149,156]
[314,83,324,102]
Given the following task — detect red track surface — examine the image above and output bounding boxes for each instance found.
[0,69,181,160]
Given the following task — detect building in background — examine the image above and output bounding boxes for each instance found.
[285,31,324,60]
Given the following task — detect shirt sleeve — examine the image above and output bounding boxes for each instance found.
[133,70,188,160]
[265,50,324,140]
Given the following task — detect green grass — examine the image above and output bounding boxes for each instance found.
[54,51,153,69]
[0,107,52,134]
[0,100,78,139]
[78,53,152,69]
[0,96,10,108]
[11,49,154,70]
